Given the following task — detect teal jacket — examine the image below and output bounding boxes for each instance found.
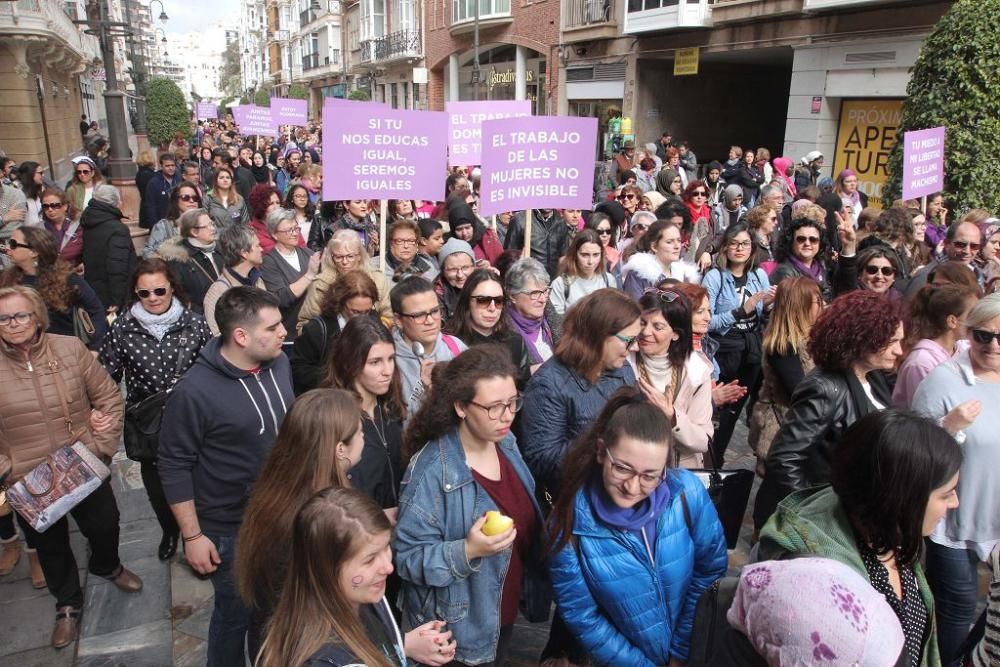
[756,485,941,667]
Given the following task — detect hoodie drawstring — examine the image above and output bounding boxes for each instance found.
[268,368,288,415]
[238,377,267,435]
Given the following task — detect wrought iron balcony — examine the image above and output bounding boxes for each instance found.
[359,28,421,64]
[302,49,341,71]
[564,0,612,28]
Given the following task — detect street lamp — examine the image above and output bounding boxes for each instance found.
[149,0,169,22]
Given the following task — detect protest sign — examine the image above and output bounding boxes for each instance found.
[902,126,946,201]
[230,105,248,126]
[322,107,447,202]
[239,105,277,136]
[478,116,597,217]
[271,98,308,126]
[323,97,387,111]
[446,100,531,166]
[195,102,218,120]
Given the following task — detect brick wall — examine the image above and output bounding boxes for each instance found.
[423,0,560,112]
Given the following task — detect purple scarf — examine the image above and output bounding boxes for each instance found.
[789,255,825,285]
[508,308,552,364]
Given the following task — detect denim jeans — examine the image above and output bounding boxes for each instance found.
[205,533,251,667]
[924,539,981,667]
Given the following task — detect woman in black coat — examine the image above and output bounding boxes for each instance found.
[290,270,380,395]
[155,208,223,314]
[752,290,901,530]
[81,184,138,313]
[734,149,766,207]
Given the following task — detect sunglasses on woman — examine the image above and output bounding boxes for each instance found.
[136,287,169,299]
[6,239,32,250]
[471,295,505,308]
[41,202,64,210]
[619,193,636,201]
[179,194,201,203]
[971,329,1000,345]
[864,265,895,277]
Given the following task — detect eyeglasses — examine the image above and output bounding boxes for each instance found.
[445,264,475,277]
[399,306,442,322]
[613,333,639,348]
[136,287,169,299]
[75,169,92,175]
[728,240,753,250]
[643,287,679,303]
[605,447,665,487]
[795,235,820,245]
[192,223,216,230]
[515,288,550,301]
[0,311,33,327]
[392,238,417,247]
[691,191,707,197]
[952,241,982,251]
[41,202,64,210]
[471,295,504,308]
[276,225,300,235]
[971,329,1000,345]
[6,239,32,250]
[596,227,612,236]
[332,252,360,263]
[864,265,895,277]
[179,194,201,203]
[468,395,524,420]
[619,193,636,201]
[632,223,648,232]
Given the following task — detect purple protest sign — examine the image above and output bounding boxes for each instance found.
[902,126,946,200]
[238,105,276,137]
[195,102,218,119]
[322,107,448,201]
[446,100,531,166]
[322,97,387,111]
[271,98,308,126]
[230,105,248,126]
[479,116,598,216]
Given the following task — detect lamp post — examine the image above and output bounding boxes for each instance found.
[123,0,167,150]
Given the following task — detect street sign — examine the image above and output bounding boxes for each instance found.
[674,48,699,76]
[90,67,106,81]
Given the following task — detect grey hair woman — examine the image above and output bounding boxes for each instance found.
[155,208,222,314]
[261,208,322,348]
[506,257,555,368]
[203,225,266,335]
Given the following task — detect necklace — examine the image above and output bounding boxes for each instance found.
[368,401,389,450]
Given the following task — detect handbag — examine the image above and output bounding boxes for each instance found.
[689,440,755,549]
[1,442,110,533]
[73,307,96,346]
[122,335,196,462]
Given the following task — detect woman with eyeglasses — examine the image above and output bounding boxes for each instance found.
[155,208,223,315]
[631,288,714,469]
[834,168,868,218]
[550,229,617,316]
[395,345,547,667]
[586,212,621,272]
[204,165,250,233]
[771,208,856,304]
[15,161,45,226]
[854,245,904,303]
[291,271,380,395]
[0,225,107,350]
[261,208,322,350]
[384,220,438,286]
[282,183,317,244]
[444,269,533,389]
[912,293,1000,665]
[98,258,212,561]
[622,220,701,301]
[504,257,556,372]
[247,183,285,255]
[65,156,103,216]
[297,230,391,333]
[433,238,477,322]
[547,387,726,667]
[40,188,83,267]
[618,184,643,220]
[143,182,203,258]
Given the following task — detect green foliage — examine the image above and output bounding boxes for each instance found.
[219,96,235,117]
[885,0,1000,211]
[348,88,371,101]
[219,41,242,99]
[287,83,308,100]
[253,86,271,107]
[145,78,190,146]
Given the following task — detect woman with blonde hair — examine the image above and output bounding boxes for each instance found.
[748,276,822,475]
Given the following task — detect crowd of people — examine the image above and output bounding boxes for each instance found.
[0,119,999,667]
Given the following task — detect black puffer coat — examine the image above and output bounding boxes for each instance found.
[98,305,213,404]
[81,199,138,311]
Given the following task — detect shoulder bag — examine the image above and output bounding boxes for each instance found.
[689,439,755,550]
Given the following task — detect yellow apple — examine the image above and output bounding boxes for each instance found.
[481,510,514,536]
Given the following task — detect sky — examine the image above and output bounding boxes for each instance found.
[156,0,240,34]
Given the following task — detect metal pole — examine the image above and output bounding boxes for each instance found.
[123,0,147,136]
[34,76,55,172]
[473,0,480,101]
[90,0,135,180]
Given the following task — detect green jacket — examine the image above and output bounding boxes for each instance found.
[756,485,941,667]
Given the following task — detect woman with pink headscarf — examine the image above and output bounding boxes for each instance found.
[834,168,868,219]
[770,156,797,204]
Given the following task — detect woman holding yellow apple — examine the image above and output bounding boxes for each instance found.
[393,345,548,667]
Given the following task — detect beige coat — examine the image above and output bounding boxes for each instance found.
[295,259,392,334]
[0,333,124,481]
[203,267,266,336]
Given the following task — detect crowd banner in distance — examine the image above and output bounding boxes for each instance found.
[271,98,308,128]
[230,105,248,127]
[446,100,531,167]
[195,102,218,120]
[323,97,388,112]
[902,126,946,201]
[478,115,598,217]
[234,105,277,137]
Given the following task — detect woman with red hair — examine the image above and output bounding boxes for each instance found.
[753,290,902,529]
[247,183,305,255]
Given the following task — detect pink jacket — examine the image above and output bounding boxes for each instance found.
[893,339,961,409]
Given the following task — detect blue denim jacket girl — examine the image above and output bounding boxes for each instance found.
[393,429,547,665]
[702,266,770,336]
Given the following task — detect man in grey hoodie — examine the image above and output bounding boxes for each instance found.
[390,276,467,415]
[159,287,293,667]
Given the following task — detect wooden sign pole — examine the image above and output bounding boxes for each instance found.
[522,209,533,259]
[379,199,388,272]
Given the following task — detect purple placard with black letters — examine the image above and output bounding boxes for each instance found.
[479,116,598,216]
[322,97,387,111]
[271,98,308,126]
[195,102,217,120]
[446,100,531,166]
[238,105,277,137]
[322,107,448,201]
[902,126,946,200]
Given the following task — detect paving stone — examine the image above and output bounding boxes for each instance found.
[0,645,76,667]
[173,600,212,642]
[171,632,208,667]
[76,619,172,667]
[0,584,72,655]
[80,565,170,637]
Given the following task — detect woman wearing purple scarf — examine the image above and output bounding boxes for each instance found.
[505,257,555,368]
[770,211,857,304]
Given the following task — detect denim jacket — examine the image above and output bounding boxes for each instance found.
[393,429,547,665]
[702,266,770,336]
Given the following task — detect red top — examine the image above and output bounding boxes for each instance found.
[470,446,537,628]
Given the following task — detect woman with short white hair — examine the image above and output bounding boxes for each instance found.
[81,183,137,313]
[261,208,322,349]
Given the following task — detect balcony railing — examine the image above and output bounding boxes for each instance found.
[0,0,98,59]
[564,0,612,28]
[302,49,342,70]
[623,0,714,34]
[359,29,420,64]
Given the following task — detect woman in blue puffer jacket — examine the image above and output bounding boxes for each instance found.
[547,387,727,666]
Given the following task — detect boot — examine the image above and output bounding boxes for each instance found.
[51,606,80,649]
[27,550,46,589]
[0,539,20,575]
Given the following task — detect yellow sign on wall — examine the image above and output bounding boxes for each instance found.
[674,48,700,76]
[832,99,903,209]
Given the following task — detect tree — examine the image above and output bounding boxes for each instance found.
[146,78,190,146]
[219,40,242,100]
[348,89,371,101]
[287,83,308,100]
[254,86,271,107]
[884,0,1000,211]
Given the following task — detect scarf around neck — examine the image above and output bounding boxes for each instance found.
[188,238,217,253]
[789,255,825,284]
[131,297,184,341]
[508,307,552,364]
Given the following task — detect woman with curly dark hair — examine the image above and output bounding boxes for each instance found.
[0,225,107,349]
[770,207,857,303]
[753,289,903,529]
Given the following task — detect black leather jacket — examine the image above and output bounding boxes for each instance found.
[752,367,891,529]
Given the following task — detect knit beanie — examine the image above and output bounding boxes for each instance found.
[438,238,474,267]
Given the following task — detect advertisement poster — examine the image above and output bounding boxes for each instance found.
[832,99,903,209]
